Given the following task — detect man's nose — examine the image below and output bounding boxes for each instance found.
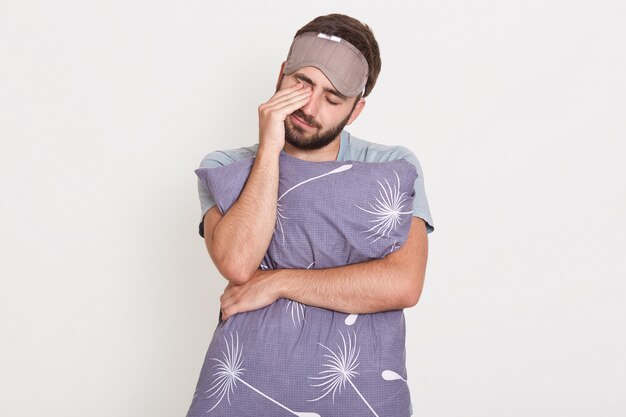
[300,90,320,119]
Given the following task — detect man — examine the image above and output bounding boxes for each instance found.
[197,14,434,322]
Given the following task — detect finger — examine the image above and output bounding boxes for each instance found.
[221,281,240,296]
[221,311,231,321]
[258,94,313,123]
[220,290,235,307]
[268,87,312,109]
[221,308,230,321]
[219,287,228,301]
[270,82,305,100]
[220,287,240,312]
[221,287,255,318]
[264,90,312,117]
[264,86,312,109]
[271,93,312,117]
[221,302,239,321]
[261,83,304,108]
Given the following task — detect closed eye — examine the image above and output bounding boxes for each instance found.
[295,74,344,105]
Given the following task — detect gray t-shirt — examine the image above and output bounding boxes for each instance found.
[197,129,435,237]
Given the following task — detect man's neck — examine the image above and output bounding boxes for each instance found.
[282,136,341,162]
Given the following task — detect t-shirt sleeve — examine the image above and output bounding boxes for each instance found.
[196,151,233,238]
[396,146,435,234]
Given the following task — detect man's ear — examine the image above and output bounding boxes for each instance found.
[346,98,366,125]
[276,61,286,91]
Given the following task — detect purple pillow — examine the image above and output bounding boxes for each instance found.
[195,150,418,270]
[188,151,419,417]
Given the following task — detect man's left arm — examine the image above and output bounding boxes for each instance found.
[219,216,428,320]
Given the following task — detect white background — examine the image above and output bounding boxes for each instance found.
[1,1,624,416]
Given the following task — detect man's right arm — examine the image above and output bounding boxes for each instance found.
[202,82,312,285]
[203,145,280,285]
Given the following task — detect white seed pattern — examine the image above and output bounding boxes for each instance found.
[275,165,353,244]
[345,314,358,326]
[205,331,321,416]
[205,332,244,412]
[381,370,407,383]
[356,171,413,243]
[308,330,380,417]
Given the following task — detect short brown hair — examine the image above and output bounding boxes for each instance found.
[294,14,381,98]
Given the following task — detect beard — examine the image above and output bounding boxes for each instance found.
[284,109,352,151]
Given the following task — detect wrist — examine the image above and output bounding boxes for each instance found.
[272,269,289,299]
[257,141,283,158]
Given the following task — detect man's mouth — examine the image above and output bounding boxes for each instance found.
[290,113,316,129]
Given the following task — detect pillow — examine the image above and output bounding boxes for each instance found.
[195,150,417,269]
[189,151,418,417]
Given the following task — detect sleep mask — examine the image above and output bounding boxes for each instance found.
[283,32,369,97]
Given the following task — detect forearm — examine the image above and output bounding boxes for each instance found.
[210,145,280,283]
[206,83,312,285]
[219,217,427,321]
[275,255,420,314]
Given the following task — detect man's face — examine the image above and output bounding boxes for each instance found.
[277,66,362,150]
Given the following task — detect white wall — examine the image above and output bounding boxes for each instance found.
[1,1,624,416]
